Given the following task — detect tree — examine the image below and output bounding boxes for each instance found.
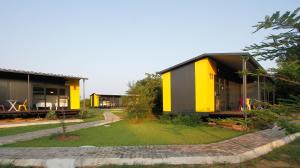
[245,7,300,99]
[125,73,162,120]
[244,7,300,62]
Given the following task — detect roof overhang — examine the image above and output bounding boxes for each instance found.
[0,68,88,80]
[91,93,125,97]
[158,52,264,74]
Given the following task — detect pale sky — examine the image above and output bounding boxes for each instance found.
[0,0,298,97]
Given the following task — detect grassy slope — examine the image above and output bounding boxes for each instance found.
[3,120,243,147]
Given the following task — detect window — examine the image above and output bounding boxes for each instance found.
[46,88,57,95]
[33,87,44,95]
[59,88,66,95]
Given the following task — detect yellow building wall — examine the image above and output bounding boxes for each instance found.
[69,80,80,110]
[93,94,100,107]
[195,58,216,112]
[162,72,171,112]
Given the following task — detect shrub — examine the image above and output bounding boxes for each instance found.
[160,114,202,127]
[277,119,300,134]
[248,109,280,129]
[80,110,89,119]
[125,73,162,121]
[278,95,300,114]
[180,114,202,127]
[269,104,290,116]
[45,111,57,120]
[208,118,249,127]
[159,113,172,124]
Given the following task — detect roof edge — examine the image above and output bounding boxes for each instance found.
[0,68,88,80]
[157,52,263,74]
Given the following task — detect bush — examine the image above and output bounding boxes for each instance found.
[159,114,202,127]
[159,113,172,124]
[248,109,280,129]
[45,111,57,120]
[278,95,300,114]
[278,119,300,134]
[80,110,89,119]
[207,118,250,131]
[209,118,249,127]
[125,73,162,121]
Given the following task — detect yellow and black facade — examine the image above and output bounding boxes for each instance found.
[0,68,87,112]
[159,53,273,114]
[90,93,100,108]
[90,93,123,108]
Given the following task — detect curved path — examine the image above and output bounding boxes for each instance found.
[0,126,299,167]
[0,112,120,145]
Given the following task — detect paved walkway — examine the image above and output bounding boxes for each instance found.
[0,119,83,128]
[0,112,120,145]
[0,126,299,167]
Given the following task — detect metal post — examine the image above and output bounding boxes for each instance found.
[263,77,266,102]
[242,57,247,120]
[27,74,30,112]
[257,75,260,101]
[273,85,275,104]
[83,79,86,111]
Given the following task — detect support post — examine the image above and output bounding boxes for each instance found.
[27,74,30,112]
[273,85,276,104]
[264,77,266,102]
[83,79,86,111]
[242,57,247,120]
[257,75,260,101]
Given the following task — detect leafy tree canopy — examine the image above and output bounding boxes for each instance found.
[244,7,300,62]
[245,7,300,99]
[124,73,162,120]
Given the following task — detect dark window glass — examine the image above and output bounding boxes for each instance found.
[59,88,66,95]
[33,87,44,95]
[46,88,57,95]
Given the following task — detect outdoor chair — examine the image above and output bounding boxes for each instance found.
[0,105,4,112]
[18,99,27,111]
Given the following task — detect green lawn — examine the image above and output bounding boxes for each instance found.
[0,108,105,137]
[3,120,243,147]
[82,108,105,122]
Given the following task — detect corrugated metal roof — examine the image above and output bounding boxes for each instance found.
[0,68,88,80]
[158,52,263,74]
[91,93,125,97]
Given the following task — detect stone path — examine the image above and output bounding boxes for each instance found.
[0,112,120,145]
[0,126,299,167]
[0,119,83,129]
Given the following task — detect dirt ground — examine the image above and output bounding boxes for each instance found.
[55,134,80,141]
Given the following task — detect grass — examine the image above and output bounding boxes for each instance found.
[0,108,106,137]
[256,136,300,166]
[82,108,105,122]
[3,120,243,147]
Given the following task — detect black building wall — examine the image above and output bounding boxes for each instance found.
[171,63,195,113]
[0,73,68,109]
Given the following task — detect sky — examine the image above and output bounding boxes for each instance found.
[0,0,298,97]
